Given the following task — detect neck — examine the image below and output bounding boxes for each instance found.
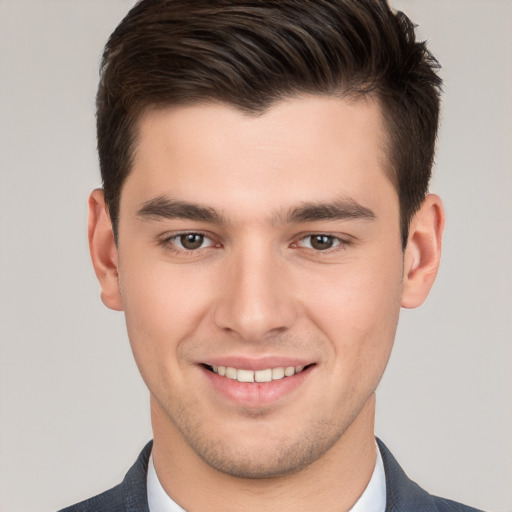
[150,394,377,512]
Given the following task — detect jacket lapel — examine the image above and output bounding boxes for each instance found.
[377,438,439,512]
[121,440,153,512]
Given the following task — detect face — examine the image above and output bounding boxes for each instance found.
[113,95,405,478]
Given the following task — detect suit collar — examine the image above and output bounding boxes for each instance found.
[377,438,439,512]
[121,440,153,512]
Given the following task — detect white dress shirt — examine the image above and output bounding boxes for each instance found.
[147,454,186,512]
[147,444,386,512]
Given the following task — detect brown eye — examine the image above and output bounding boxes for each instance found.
[310,235,335,250]
[179,233,205,250]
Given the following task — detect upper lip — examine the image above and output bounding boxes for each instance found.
[201,356,314,371]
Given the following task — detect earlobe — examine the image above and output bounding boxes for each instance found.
[88,189,123,311]
[401,194,445,309]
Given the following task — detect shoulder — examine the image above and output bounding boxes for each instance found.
[58,483,125,512]
[429,495,486,512]
[377,438,485,512]
[58,441,153,512]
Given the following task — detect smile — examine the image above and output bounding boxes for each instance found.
[207,365,307,383]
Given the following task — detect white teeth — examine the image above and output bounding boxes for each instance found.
[254,369,272,383]
[210,364,307,382]
[272,367,285,380]
[237,369,255,382]
[225,367,237,379]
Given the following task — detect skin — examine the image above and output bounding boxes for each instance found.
[89,95,444,511]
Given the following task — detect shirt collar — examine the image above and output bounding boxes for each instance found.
[348,442,386,512]
[147,453,186,512]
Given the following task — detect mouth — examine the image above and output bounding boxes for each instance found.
[202,363,313,383]
[200,358,315,405]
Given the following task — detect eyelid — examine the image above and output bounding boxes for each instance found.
[298,235,340,248]
[159,230,220,252]
[292,233,351,252]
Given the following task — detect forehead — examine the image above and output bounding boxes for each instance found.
[124,95,395,220]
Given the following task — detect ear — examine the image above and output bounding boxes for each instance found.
[401,194,445,309]
[88,189,123,311]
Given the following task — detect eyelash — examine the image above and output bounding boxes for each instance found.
[158,232,350,255]
[292,234,347,252]
[159,232,219,254]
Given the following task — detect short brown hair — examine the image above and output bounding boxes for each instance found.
[97,0,442,247]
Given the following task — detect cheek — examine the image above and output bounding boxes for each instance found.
[118,259,213,370]
[300,253,403,364]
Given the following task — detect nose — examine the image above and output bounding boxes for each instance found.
[213,246,297,342]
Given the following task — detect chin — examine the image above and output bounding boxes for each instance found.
[196,442,324,479]
[180,415,348,480]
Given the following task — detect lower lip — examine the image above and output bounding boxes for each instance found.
[201,365,313,407]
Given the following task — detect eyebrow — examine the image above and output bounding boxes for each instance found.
[280,199,376,224]
[136,196,376,226]
[136,196,226,225]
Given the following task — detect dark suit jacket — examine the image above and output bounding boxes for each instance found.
[59,439,484,511]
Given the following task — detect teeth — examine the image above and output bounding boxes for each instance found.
[284,366,295,377]
[255,369,272,383]
[211,365,307,382]
[272,367,285,380]
[225,367,237,379]
[237,369,255,383]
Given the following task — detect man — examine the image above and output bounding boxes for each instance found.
[61,0,483,510]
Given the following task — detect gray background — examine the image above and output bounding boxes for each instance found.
[0,1,510,511]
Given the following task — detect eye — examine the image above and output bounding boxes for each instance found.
[165,232,217,251]
[297,235,342,251]
[178,233,206,250]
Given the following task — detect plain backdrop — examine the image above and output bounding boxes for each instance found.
[0,1,511,511]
